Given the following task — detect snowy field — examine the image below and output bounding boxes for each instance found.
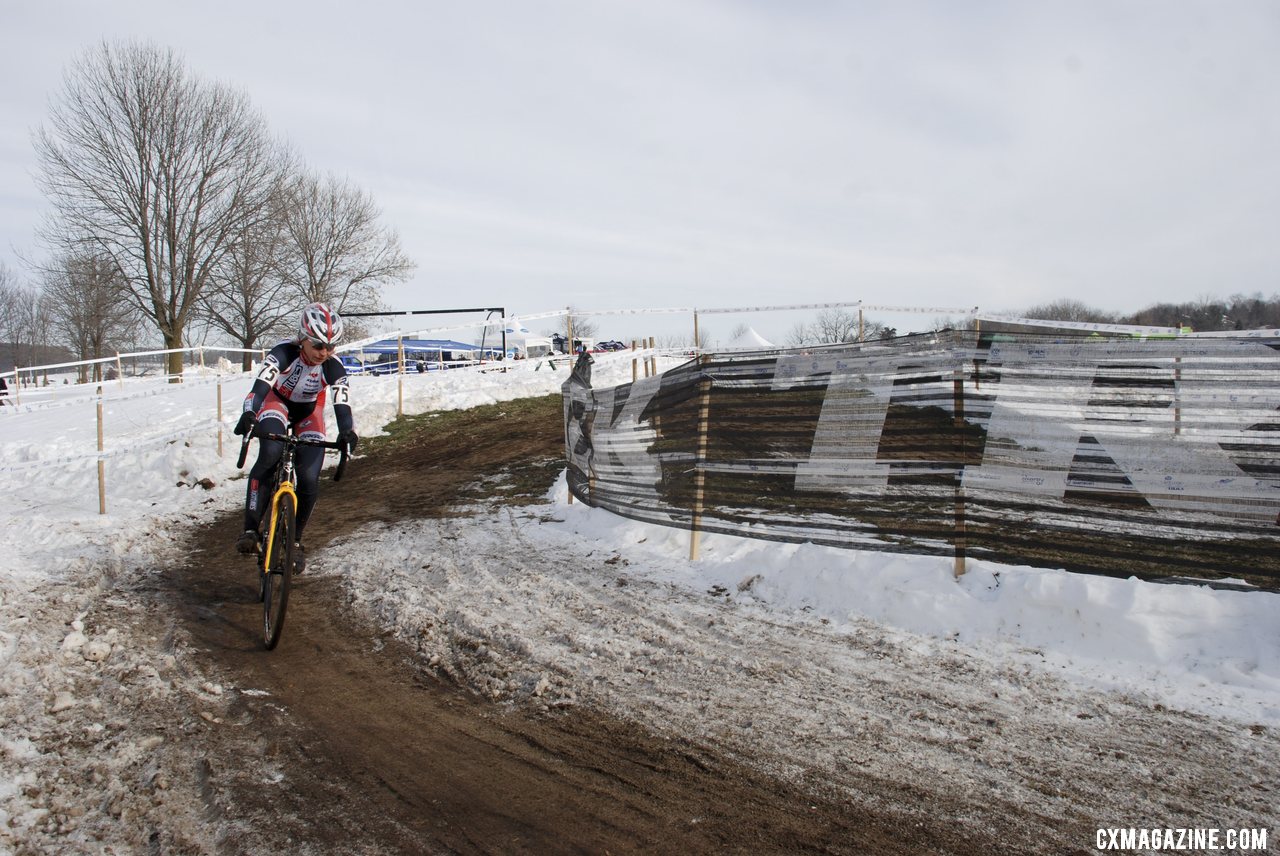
[1,349,1277,848]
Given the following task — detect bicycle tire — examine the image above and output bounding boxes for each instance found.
[256,472,282,603]
[262,492,295,650]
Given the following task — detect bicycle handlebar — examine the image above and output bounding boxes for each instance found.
[235,426,352,482]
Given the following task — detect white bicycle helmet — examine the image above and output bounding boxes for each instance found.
[299,302,344,346]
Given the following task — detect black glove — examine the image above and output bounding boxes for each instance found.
[234,411,257,437]
[338,429,359,453]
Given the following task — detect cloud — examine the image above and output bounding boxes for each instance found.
[2,0,1277,323]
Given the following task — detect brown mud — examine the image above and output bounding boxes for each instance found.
[144,396,1021,854]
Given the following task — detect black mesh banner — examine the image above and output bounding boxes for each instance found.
[562,331,1280,589]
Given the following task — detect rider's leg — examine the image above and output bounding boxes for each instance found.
[292,443,325,541]
[243,413,287,534]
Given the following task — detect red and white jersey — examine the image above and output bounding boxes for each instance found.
[255,341,349,406]
[243,341,353,434]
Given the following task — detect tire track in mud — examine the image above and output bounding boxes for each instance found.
[158,397,1001,855]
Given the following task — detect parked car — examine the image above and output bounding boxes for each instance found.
[337,354,366,375]
[366,356,399,375]
[365,354,428,374]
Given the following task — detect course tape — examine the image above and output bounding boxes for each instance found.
[976,315,1179,335]
[5,346,260,379]
[345,309,573,351]
[0,421,222,474]
[1,374,240,416]
[570,302,978,317]
[342,303,983,353]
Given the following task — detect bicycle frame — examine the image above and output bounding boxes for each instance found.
[236,424,351,568]
[236,423,348,649]
[261,457,298,575]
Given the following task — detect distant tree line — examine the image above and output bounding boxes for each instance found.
[786,308,900,346]
[1019,296,1280,332]
[3,39,414,377]
[774,294,1280,348]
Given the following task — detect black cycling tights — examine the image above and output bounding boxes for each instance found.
[243,433,326,542]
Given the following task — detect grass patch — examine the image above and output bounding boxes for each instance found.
[360,394,565,506]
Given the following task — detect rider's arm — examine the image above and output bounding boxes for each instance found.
[325,358,355,434]
[333,386,354,434]
[243,346,287,414]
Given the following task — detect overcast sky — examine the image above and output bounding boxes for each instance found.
[2,0,1278,342]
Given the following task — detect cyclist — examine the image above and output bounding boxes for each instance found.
[233,302,359,571]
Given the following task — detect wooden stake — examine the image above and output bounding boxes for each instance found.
[1174,355,1182,436]
[567,317,576,506]
[216,376,224,457]
[397,334,405,418]
[97,385,107,515]
[952,367,966,578]
[689,372,712,561]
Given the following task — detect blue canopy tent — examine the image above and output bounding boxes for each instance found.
[358,338,482,372]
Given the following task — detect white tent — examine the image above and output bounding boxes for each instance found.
[502,315,530,338]
[725,326,775,349]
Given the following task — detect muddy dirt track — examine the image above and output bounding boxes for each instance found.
[153,395,1010,855]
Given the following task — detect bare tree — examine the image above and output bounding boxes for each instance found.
[0,274,54,381]
[42,252,140,381]
[926,314,975,333]
[694,323,712,351]
[786,308,859,345]
[784,321,810,347]
[555,313,598,344]
[34,40,280,378]
[1022,299,1117,324]
[199,182,301,369]
[652,328,709,351]
[276,169,414,314]
[0,262,20,351]
[817,308,862,342]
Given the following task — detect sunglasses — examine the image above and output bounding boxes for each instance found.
[306,338,336,352]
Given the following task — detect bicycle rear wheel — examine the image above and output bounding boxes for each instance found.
[262,492,295,650]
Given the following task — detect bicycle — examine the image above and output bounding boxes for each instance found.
[237,424,350,650]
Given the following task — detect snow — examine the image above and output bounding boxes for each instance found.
[1,349,1278,849]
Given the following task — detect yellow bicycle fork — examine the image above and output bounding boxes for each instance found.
[261,482,297,573]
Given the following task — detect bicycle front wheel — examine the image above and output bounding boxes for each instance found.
[262,492,295,650]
